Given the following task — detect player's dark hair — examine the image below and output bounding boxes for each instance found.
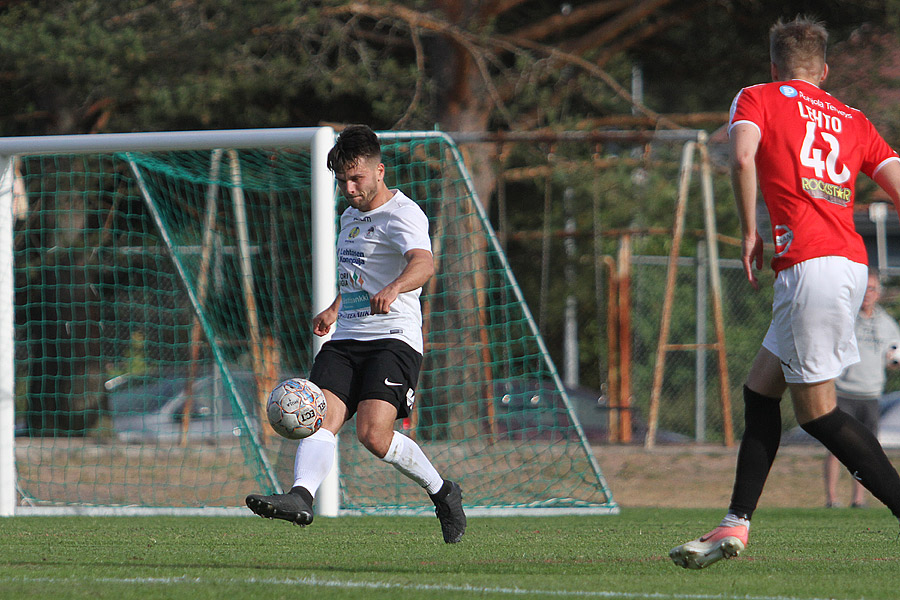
[770,16,827,76]
[327,124,382,173]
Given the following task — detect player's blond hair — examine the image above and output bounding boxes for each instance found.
[769,16,828,76]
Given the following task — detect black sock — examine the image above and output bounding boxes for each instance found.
[728,386,782,520]
[801,407,900,519]
[288,486,314,506]
[430,480,452,501]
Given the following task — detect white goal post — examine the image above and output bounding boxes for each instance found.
[0,127,340,517]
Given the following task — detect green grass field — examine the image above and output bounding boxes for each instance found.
[1,508,898,599]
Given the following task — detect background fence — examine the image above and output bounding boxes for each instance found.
[473,131,900,447]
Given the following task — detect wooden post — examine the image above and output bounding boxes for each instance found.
[617,235,633,443]
[603,255,619,443]
[228,149,269,444]
[645,138,733,447]
[699,139,734,446]
[646,141,695,448]
[539,174,552,335]
[181,149,223,446]
[419,185,446,441]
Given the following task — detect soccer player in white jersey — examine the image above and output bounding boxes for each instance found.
[670,16,900,569]
[247,125,466,543]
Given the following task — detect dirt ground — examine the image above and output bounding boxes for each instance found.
[594,443,900,510]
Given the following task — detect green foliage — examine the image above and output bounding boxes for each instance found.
[0,1,424,134]
[2,1,899,136]
[632,0,900,115]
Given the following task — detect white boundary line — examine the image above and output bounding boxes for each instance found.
[0,575,853,600]
[12,505,618,517]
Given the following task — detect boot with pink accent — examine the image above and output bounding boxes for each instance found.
[669,523,749,569]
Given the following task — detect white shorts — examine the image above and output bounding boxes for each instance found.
[761,256,867,384]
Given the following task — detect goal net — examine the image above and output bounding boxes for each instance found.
[0,128,616,516]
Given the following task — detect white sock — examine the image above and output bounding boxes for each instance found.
[720,513,751,530]
[292,428,337,496]
[381,431,444,495]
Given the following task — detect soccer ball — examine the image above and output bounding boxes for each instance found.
[266,378,327,440]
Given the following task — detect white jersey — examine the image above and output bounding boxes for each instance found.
[332,190,431,354]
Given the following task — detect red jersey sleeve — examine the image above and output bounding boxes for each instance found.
[728,84,765,136]
[860,117,899,179]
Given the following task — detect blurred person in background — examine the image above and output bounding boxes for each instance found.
[825,267,900,508]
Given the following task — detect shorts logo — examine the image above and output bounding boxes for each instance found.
[779,85,798,98]
[384,378,403,387]
[406,388,415,410]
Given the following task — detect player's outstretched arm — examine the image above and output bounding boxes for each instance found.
[313,295,341,336]
[370,248,435,314]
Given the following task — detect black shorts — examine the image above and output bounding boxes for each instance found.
[309,339,422,420]
[836,396,880,435]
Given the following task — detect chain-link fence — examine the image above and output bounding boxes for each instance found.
[629,254,776,444]
[482,133,899,447]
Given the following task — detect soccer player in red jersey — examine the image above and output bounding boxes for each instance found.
[671,16,900,569]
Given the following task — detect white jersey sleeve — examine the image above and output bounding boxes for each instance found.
[386,201,432,256]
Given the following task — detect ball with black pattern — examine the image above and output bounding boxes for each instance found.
[266,378,327,440]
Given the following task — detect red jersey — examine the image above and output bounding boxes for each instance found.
[729,79,899,272]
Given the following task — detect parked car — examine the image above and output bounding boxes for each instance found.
[491,378,609,442]
[491,377,690,444]
[876,391,900,449]
[104,368,266,442]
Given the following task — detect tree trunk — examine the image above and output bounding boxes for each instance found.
[429,0,499,210]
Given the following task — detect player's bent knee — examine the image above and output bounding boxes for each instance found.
[357,428,392,458]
